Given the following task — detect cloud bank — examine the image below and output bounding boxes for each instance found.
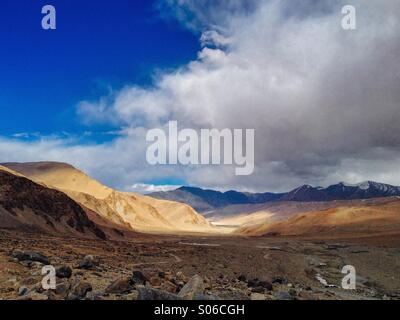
[1,0,400,192]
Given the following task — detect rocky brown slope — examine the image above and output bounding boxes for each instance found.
[0,165,106,239]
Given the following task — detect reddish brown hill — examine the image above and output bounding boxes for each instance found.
[236,198,400,238]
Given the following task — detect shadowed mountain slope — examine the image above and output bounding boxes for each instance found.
[0,165,106,239]
[3,162,214,234]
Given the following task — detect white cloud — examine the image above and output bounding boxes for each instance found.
[200,30,232,47]
[2,0,400,192]
[130,183,181,194]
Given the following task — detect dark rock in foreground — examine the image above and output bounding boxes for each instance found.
[78,255,97,270]
[56,265,72,279]
[178,275,205,299]
[137,287,181,300]
[105,278,133,294]
[131,270,149,285]
[12,250,50,265]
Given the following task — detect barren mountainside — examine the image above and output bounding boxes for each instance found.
[3,162,213,234]
[0,165,106,239]
[236,198,400,238]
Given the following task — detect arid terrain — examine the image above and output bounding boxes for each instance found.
[1,230,400,300]
[0,162,399,300]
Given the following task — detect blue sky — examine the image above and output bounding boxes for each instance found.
[0,0,399,192]
[0,0,199,140]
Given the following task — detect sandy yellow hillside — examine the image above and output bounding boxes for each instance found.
[141,195,214,232]
[0,165,26,177]
[3,162,112,199]
[237,199,400,238]
[211,211,274,228]
[3,162,215,234]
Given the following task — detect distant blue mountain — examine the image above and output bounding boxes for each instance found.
[281,181,400,202]
[150,181,400,212]
[150,186,283,212]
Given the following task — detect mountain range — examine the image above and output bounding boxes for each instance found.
[2,161,400,240]
[150,182,400,212]
[151,186,283,212]
[1,162,214,237]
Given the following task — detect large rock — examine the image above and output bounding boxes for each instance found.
[85,291,105,300]
[71,281,92,298]
[238,274,247,282]
[274,291,294,300]
[105,278,132,294]
[55,281,71,296]
[247,278,273,291]
[78,255,96,270]
[56,265,72,279]
[178,275,204,300]
[137,287,181,300]
[272,277,288,285]
[18,286,29,296]
[131,271,149,285]
[18,291,48,300]
[12,250,50,265]
[251,286,266,293]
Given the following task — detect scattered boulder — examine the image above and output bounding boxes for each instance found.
[71,281,92,298]
[272,277,288,285]
[56,266,72,279]
[258,280,273,291]
[137,287,181,300]
[78,255,96,270]
[18,291,48,300]
[247,279,272,291]
[55,282,71,296]
[105,278,132,294]
[178,275,204,300]
[86,291,105,300]
[44,291,58,300]
[131,271,148,285]
[18,286,29,296]
[274,291,294,300]
[247,278,259,288]
[238,274,247,282]
[11,250,50,265]
[251,286,266,293]
[66,293,80,301]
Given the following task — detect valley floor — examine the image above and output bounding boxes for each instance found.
[0,230,399,300]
